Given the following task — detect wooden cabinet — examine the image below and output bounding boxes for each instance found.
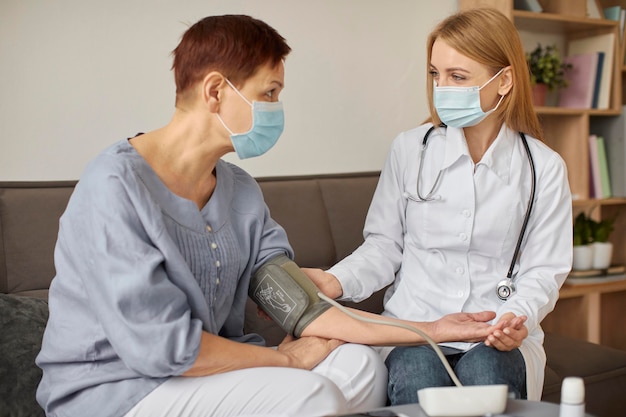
[459,0,626,350]
[542,277,626,348]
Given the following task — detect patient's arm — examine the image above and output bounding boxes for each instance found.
[299,306,500,346]
[251,256,501,346]
[300,267,503,345]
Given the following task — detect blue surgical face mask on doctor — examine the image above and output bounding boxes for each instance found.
[434,68,505,128]
[216,78,284,159]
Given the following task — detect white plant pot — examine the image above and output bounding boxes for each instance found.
[592,241,613,270]
[573,245,594,270]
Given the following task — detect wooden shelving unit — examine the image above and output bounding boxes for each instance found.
[459,0,626,350]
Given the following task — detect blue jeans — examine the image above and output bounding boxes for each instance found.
[385,343,527,405]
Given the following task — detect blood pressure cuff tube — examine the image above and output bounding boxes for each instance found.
[249,254,332,337]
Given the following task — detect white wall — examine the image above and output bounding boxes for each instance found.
[0,0,458,181]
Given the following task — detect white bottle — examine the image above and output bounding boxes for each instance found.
[559,376,585,417]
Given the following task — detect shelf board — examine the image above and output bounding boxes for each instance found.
[561,274,626,298]
[514,10,618,33]
[572,197,626,206]
[535,106,621,116]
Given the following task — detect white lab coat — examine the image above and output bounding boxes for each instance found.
[328,123,573,400]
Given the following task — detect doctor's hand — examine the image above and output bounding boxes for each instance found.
[485,312,528,351]
[301,268,343,299]
[431,311,499,343]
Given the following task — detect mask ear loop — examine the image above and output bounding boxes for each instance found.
[484,94,505,116]
[478,68,506,90]
[217,78,254,135]
[478,68,507,115]
[224,78,253,106]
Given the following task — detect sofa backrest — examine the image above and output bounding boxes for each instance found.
[0,172,380,297]
[0,181,77,298]
[257,172,379,269]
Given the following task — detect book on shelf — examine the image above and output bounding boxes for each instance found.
[588,135,612,199]
[514,0,542,12]
[590,108,626,198]
[586,0,603,18]
[589,134,603,199]
[622,9,626,43]
[596,136,612,198]
[558,52,603,109]
[568,33,615,110]
[591,52,605,108]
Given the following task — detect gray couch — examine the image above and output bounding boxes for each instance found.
[2,173,626,417]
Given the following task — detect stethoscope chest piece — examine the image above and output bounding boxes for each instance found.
[496,278,516,301]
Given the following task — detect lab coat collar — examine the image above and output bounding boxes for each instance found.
[476,123,515,184]
[441,127,469,169]
[443,124,514,184]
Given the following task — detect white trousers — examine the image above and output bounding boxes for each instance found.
[124,343,388,417]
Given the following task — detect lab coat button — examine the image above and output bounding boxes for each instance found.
[457,290,463,297]
[456,267,464,274]
[462,209,471,218]
[459,233,467,241]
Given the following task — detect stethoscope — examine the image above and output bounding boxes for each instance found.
[405,124,536,301]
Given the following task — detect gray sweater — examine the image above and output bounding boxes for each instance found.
[36,139,292,417]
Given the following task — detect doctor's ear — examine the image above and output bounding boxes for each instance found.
[498,66,514,96]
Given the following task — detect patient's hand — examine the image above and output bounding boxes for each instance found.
[431,311,499,344]
[301,268,343,299]
[277,334,345,370]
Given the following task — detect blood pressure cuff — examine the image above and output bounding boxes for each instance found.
[249,254,332,337]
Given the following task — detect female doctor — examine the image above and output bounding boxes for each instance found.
[305,8,573,405]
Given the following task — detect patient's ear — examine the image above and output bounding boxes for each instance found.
[202,72,226,113]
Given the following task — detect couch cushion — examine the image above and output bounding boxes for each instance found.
[542,332,626,416]
[0,294,48,417]
[318,173,379,260]
[0,182,75,295]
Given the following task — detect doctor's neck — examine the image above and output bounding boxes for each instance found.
[463,119,501,163]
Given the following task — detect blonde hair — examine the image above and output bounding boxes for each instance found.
[426,8,543,140]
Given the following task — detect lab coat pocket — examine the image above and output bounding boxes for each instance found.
[475,198,524,263]
[404,196,453,250]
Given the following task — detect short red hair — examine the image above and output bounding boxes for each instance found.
[172,15,291,100]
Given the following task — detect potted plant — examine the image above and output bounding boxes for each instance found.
[573,211,618,270]
[572,212,594,270]
[526,43,572,106]
[590,216,616,269]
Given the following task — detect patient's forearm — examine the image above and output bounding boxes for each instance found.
[299,307,432,346]
[299,306,496,346]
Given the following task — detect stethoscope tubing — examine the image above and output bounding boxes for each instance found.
[413,124,537,295]
[508,131,536,279]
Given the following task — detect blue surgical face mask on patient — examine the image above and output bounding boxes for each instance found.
[217,78,284,159]
[434,68,505,128]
